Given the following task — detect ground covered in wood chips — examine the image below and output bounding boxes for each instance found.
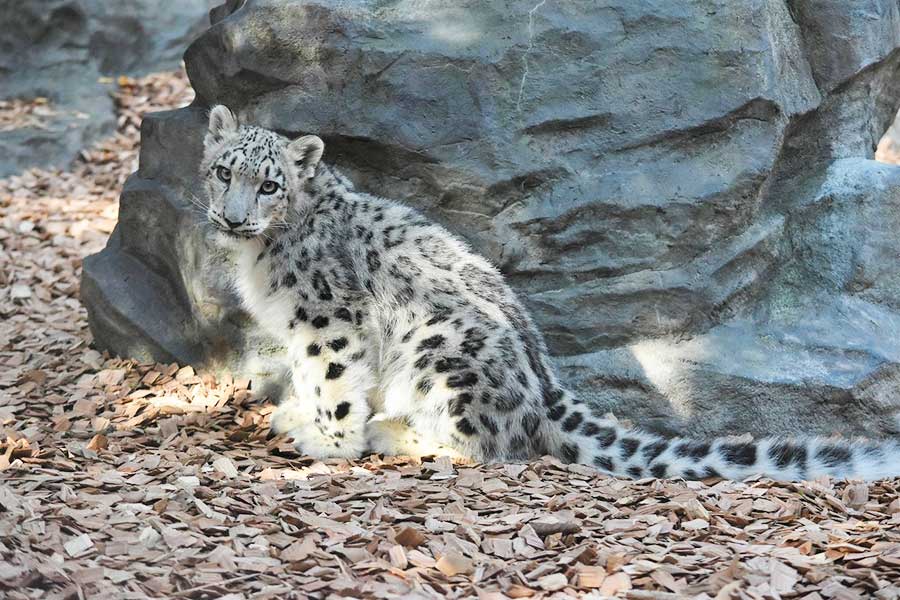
[3,71,900,600]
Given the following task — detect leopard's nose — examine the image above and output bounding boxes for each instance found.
[224,217,245,230]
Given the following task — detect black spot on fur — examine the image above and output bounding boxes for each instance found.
[650,463,668,478]
[493,389,525,413]
[817,444,852,468]
[416,378,433,395]
[334,307,353,322]
[383,225,407,249]
[295,249,310,272]
[455,418,476,436]
[641,440,669,462]
[311,316,329,329]
[334,401,350,420]
[522,412,540,436]
[509,435,529,458]
[479,415,499,436]
[627,466,643,478]
[307,343,321,357]
[328,337,348,351]
[720,442,757,466]
[543,386,564,407]
[282,272,297,288]
[449,393,473,417]
[768,442,807,470]
[674,441,711,459]
[702,466,721,479]
[325,363,346,380]
[434,357,468,373]
[620,438,640,460]
[426,309,452,326]
[295,306,308,322]
[366,249,381,272]
[393,285,415,306]
[447,371,478,389]
[562,411,583,433]
[312,271,333,301]
[683,469,699,480]
[460,328,487,358]
[414,354,431,370]
[561,443,579,463]
[581,422,600,437]
[548,404,566,421]
[594,456,614,472]
[417,335,445,352]
[597,427,617,448]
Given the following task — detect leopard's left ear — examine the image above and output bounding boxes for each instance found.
[286,135,325,180]
[205,105,239,147]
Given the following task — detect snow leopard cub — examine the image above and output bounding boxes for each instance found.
[202,105,900,481]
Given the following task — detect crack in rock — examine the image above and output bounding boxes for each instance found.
[516,0,547,112]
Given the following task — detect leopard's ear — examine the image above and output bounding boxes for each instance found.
[205,105,239,147]
[286,135,325,180]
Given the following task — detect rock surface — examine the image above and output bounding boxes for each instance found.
[0,0,214,177]
[84,0,900,439]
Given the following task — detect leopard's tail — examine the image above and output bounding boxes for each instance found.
[546,408,900,481]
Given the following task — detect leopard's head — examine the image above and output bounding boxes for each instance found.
[200,105,324,239]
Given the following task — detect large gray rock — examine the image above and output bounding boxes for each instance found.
[0,0,215,177]
[84,0,900,439]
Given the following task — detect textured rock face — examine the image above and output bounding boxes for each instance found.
[0,0,214,176]
[84,0,900,439]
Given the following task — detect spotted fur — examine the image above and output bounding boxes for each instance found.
[202,105,900,480]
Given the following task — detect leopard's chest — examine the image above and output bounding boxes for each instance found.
[232,242,297,339]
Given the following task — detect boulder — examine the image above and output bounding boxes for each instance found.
[0,0,215,177]
[84,0,900,438]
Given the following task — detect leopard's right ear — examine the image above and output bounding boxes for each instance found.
[286,134,325,181]
[205,105,239,147]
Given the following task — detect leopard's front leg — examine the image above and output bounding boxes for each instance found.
[271,338,374,459]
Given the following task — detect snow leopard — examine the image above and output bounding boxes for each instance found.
[201,105,900,481]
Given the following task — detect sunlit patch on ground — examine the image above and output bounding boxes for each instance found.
[877,108,900,166]
[2,70,900,599]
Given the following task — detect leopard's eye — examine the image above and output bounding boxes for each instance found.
[259,180,279,195]
[216,166,231,183]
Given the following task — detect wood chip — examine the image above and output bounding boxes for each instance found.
[537,573,568,591]
[213,456,239,478]
[435,553,474,576]
[64,533,94,556]
[395,526,427,547]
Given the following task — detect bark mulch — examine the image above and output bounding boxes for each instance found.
[2,70,900,600]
